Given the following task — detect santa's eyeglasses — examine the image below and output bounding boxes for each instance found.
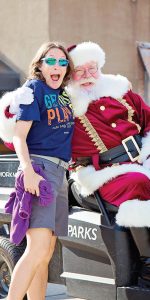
[73,64,98,77]
[41,57,69,67]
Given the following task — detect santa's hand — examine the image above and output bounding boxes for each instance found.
[143,157,150,169]
[9,86,34,114]
[0,86,33,143]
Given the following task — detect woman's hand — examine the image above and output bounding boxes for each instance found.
[13,120,44,196]
[23,167,44,197]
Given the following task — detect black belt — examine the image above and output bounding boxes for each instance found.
[75,135,142,167]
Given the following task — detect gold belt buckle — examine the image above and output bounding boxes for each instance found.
[122,136,141,162]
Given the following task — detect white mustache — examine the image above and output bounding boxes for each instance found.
[78,77,97,85]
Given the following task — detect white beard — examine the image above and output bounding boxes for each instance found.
[66,78,102,117]
[66,74,130,117]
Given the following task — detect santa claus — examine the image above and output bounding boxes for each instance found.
[67,41,150,287]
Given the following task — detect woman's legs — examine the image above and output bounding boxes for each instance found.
[7,228,53,300]
[27,235,57,300]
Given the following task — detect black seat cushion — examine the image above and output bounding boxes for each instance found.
[69,179,118,213]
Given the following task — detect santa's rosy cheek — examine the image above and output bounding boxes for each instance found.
[92,71,99,79]
[72,73,80,81]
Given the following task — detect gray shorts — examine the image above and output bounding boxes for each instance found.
[21,156,68,236]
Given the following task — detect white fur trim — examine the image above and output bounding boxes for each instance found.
[66,74,130,117]
[0,86,34,143]
[116,200,150,227]
[69,41,105,68]
[9,86,34,114]
[139,131,150,163]
[143,157,150,169]
[71,163,150,196]
[0,94,16,143]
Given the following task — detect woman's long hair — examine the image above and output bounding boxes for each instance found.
[28,41,74,87]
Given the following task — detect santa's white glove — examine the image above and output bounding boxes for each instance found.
[143,157,150,170]
[9,86,34,114]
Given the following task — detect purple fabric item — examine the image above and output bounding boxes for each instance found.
[4,191,16,213]
[19,191,32,219]
[5,163,54,245]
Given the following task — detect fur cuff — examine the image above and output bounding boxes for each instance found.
[139,131,150,163]
[8,86,34,114]
[116,200,150,227]
[0,107,16,143]
[71,163,150,196]
[0,86,34,143]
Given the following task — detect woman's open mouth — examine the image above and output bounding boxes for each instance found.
[51,74,60,81]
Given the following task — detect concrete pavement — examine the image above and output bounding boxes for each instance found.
[2,283,85,300]
[45,284,86,300]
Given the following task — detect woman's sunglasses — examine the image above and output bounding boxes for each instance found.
[41,57,69,67]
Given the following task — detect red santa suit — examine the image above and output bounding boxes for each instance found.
[66,73,150,228]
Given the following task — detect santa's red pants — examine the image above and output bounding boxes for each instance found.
[100,172,150,207]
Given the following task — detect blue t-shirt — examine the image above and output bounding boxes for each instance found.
[17,79,74,162]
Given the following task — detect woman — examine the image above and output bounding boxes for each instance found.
[7,41,74,300]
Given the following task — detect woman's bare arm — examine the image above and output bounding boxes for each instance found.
[13,121,43,196]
